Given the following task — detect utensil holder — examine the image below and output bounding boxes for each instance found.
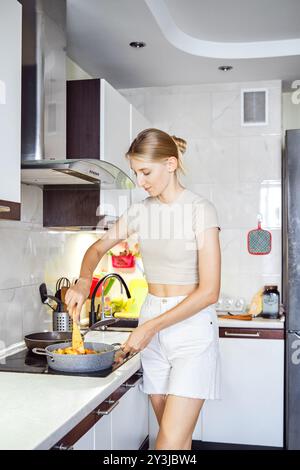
[53,311,73,332]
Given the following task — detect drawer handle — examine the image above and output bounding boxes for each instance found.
[0,205,10,213]
[122,376,142,388]
[53,443,74,451]
[96,399,119,416]
[224,331,260,338]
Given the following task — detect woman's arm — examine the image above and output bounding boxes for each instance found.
[65,216,129,320]
[122,227,221,354]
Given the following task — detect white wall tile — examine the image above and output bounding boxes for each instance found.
[239,136,282,183]
[0,287,23,347]
[22,284,51,336]
[212,91,240,137]
[21,184,43,225]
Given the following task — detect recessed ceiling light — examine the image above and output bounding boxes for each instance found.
[218,65,233,72]
[129,41,146,49]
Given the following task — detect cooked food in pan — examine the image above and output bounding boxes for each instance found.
[53,347,108,355]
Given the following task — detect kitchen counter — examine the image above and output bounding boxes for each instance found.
[217,315,285,329]
[0,331,140,450]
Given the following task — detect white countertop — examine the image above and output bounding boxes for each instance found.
[217,315,285,329]
[0,331,141,450]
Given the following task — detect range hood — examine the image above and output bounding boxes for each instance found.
[20,0,134,191]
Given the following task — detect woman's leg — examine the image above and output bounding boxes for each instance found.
[149,394,167,424]
[155,394,205,450]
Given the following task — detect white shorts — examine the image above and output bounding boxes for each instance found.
[138,293,221,400]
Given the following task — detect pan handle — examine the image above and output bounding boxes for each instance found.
[111,342,123,352]
[32,348,55,362]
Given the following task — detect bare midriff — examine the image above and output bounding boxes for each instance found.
[147,283,198,297]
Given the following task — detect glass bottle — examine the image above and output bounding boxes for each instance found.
[261,285,280,319]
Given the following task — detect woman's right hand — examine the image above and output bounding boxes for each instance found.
[65,277,91,322]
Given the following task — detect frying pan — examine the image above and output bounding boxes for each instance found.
[32,342,125,372]
[24,318,119,350]
[24,331,72,350]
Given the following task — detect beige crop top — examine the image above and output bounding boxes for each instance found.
[120,189,220,285]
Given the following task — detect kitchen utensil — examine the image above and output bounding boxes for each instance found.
[218,314,253,321]
[32,342,125,373]
[53,310,73,332]
[72,319,84,353]
[39,283,64,312]
[247,214,272,255]
[24,331,72,350]
[60,286,69,305]
[55,277,71,301]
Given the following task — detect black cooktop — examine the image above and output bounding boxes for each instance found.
[0,348,136,378]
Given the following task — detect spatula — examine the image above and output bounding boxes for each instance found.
[72,317,84,353]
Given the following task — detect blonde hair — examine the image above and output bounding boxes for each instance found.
[126,128,187,175]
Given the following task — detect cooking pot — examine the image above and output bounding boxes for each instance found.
[32,341,124,373]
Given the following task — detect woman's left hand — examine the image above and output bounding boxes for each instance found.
[121,321,157,355]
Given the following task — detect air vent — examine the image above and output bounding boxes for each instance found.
[241,89,268,126]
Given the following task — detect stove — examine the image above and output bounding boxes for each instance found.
[0,348,137,378]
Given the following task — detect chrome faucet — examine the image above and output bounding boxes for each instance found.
[89,273,131,327]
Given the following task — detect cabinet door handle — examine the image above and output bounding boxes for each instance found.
[224,331,260,338]
[0,205,10,213]
[96,399,119,416]
[53,443,74,451]
[122,376,142,388]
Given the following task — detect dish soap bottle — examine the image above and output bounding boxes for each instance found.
[261,285,280,319]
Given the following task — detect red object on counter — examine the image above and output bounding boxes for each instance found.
[112,254,135,268]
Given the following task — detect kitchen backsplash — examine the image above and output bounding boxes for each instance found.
[120,80,282,305]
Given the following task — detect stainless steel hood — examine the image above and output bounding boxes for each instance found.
[19,0,134,190]
[21,158,135,189]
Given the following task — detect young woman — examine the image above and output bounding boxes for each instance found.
[65,128,221,450]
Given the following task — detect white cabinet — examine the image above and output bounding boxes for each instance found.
[100,79,131,175]
[100,79,131,217]
[93,411,111,450]
[202,329,284,447]
[0,0,22,206]
[69,374,148,450]
[111,381,148,450]
[100,82,152,215]
[73,428,94,450]
[129,105,151,205]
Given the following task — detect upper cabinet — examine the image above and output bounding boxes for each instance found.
[130,105,151,204]
[0,0,22,220]
[100,79,131,175]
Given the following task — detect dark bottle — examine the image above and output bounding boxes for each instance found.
[261,285,280,319]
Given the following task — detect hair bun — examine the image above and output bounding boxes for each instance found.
[171,135,187,155]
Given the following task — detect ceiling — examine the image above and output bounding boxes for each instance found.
[66,0,300,91]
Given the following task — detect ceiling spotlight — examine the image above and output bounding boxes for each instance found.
[129,41,146,49]
[218,65,233,72]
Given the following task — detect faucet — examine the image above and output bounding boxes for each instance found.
[89,273,131,327]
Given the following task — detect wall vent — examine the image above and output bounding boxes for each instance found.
[241,89,268,126]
